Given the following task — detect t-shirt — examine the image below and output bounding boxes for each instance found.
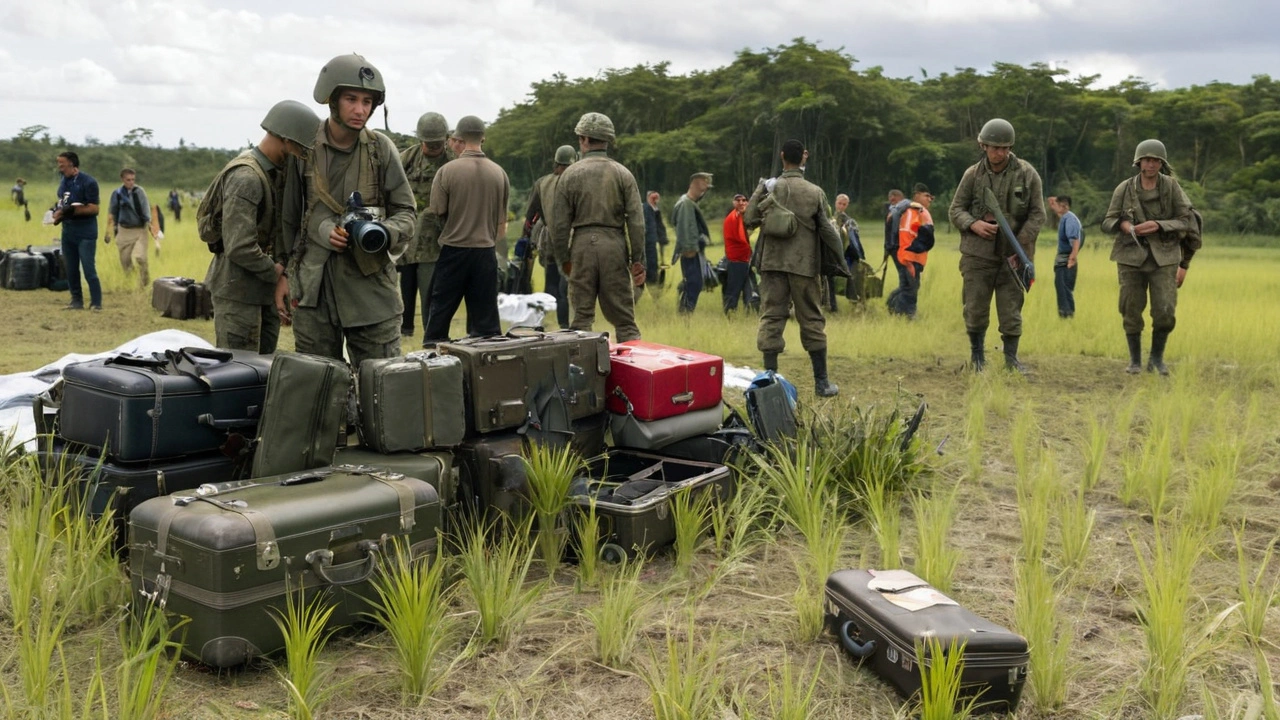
[429,150,510,249]
[1057,210,1082,254]
[56,170,100,239]
[723,209,751,263]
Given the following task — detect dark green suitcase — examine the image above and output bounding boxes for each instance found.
[251,352,351,478]
[455,433,528,523]
[128,466,439,668]
[334,446,460,533]
[357,352,465,452]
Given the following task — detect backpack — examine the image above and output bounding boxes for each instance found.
[196,153,271,254]
[757,191,799,239]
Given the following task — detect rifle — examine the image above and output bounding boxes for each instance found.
[981,187,1034,293]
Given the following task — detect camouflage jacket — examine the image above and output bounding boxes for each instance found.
[949,153,1045,261]
[1101,173,1194,268]
[398,144,453,265]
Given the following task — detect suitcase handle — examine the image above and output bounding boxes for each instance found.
[838,620,878,659]
[671,391,694,405]
[105,353,169,369]
[306,542,379,586]
[197,409,260,431]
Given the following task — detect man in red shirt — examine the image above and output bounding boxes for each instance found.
[722,193,755,312]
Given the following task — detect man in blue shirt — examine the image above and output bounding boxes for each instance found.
[53,151,102,311]
[1049,195,1082,319]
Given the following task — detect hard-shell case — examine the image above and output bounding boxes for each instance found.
[334,446,460,531]
[605,341,723,421]
[150,276,214,320]
[454,433,528,522]
[357,352,465,452]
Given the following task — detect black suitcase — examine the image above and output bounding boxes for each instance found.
[26,244,68,291]
[455,433,528,523]
[59,347,272,462]
[4,249,49,290]
[825,569,1029,713]
[151,276,214,320]
[656,414,758,470]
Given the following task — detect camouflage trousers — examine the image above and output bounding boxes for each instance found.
[115,226,149,289]
[1117,255,1177,335]
[292,288,401,370]
[214,297,280,354]
[960,254,1024,337]
[567,227,640,342]
[757,270,826,354]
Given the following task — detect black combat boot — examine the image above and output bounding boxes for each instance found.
[968,332,986,372]
[1147,331,1170,376]
[763,352,779,372]
[810,350,839,397]
[1125,333,1142,374]
[1002,334,1027,374]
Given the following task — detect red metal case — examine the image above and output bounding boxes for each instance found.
[606,341,723,421]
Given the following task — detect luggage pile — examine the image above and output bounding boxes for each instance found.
[151,276,214,320]
[33,331,788,667]
[0,244,69,291]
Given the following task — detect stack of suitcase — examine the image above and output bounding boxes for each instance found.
[25,244,69,291]
[1,247,50,290]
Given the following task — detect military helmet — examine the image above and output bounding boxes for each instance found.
[261,100,323,150]
[574,112,616,144]
[553,145,577,165]
[1133,138,1169,166]
[456,115,486,136]
[415,112,448,142]
[978,118,1015,147]
[313,54,385,107]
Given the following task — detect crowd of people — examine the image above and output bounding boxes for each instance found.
[41,53,1202,391]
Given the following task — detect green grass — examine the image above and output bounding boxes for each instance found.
[643,620,726,720]
[269,585,339,720]
[583,557,649,668]
[456,518,543,649]
[911,483,960,593]
[521,441,585,575]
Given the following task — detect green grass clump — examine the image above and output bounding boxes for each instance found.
[1014,559,1071,711]
[583,557,648,668]
[457,519,543,649]
[572,496,603,590]
[915,636,979,720]
[269,585,339,720]
[766,654,824,720]
[911,483,960,593]
[670,484,712,577]
[643,622,725,720]
[522,441,585,575]
[117,604,186,720]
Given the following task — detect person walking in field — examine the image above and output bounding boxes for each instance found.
[108,168,153,289]
[886,183,935,319]
[1101,139,1199,376]
[1048,195,1082,319]
[672,172,712,313]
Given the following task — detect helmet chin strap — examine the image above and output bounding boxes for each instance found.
[383,104,390,133]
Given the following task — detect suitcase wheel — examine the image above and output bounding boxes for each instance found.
[600,543,628,565]
[838,620,878,659]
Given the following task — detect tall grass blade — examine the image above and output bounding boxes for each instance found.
[911,483,960,593]
[269,584,339,720]
[522,441,585,575]
[457,517,543,649]
[583,557,648,668]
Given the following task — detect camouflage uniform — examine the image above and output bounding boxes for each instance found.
[527,170,569,326]
[549,150,646,342]
[398,143,452,335]
[204,148,284,353]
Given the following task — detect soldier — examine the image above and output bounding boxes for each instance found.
[1101,139,1197,375]
[278,53,416,369]
[206,100,321,353]
[521,144,576,328]
[672,172,712,313]
[549,112,647,342]
[744,138,845,397]
[948,118,1046,372]
[398,111,452,339]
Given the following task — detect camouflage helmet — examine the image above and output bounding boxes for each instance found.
[1133,138,1168,166]
[261,100,323,150]
[553,145,577,165]
[978,118,1015,147]
[574,112,616,144]
[313,54,385,107]
[415,112,448,142]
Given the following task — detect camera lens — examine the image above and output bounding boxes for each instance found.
[348,220,389,255]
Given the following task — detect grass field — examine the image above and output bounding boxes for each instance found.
[1,192,1278,719]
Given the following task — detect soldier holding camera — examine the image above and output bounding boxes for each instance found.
[279,53,416,368]
[422,115,510,344]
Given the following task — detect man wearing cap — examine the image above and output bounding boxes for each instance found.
[522,145,576,327]
[279,53,417,369]
[423,115,509,343]
[1102,139,1196,375]
[886,183,935,320]
[398,111,453,339]
[550,112,647,342]
[672,172,712,313]
[722,192,755,313]
[206,100,321,353]
[948,117,1045,372]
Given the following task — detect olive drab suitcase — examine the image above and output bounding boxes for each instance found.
[334,446,460,531]
[150,276,214,320]
[455,433,528,523]
[825,569,1029,713]
[605,341,723,421]
[128,466,441,668]
[251,352,352,478]
[569,450,732,561]
[58,348,272,462]
[357,352,465,453]
[609,402,725,451]
[438,330,610,435]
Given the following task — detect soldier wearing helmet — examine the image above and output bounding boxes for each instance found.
[279,53,417,368]
[397,111,453,340]
[203,100,321,353]
[948,118,1046,372]
[1101,139,1197,375]
[550,112,647,341]
[520,144,577,327]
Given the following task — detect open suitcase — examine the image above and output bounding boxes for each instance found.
[128,466,440,668]
[825,569,1028,712]
[570,450,732,561]
[605,341,723,421]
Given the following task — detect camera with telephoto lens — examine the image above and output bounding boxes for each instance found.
[339,191,389,255]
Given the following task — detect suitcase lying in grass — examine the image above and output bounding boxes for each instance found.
[606,341,723,421]
[334,446,460,532]
[357,352,465,452]
[151,276,214,320]
[570,450,732,561]
[3,248,49,290]
[59,348,272,462]
[25,244,68,291]
[609,402,724,451]
[251,352,351,478]
[128,466,440,668]
[825,568,1029,713]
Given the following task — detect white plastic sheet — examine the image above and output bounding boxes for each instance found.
[497,292,557,330]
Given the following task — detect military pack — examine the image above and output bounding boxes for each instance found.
[196,153,272,254]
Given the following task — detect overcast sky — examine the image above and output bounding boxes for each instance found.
[3,0,1276,153]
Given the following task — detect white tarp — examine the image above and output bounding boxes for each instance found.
[497,292,557,329]
[0,329,213,450]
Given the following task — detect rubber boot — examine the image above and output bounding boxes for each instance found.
[968,332,986,372]
[763,352,779,373]
[1125,333,1142,374]
[1002,334,1026,374]
[1147,331,1170,376]
[810,350,839,397]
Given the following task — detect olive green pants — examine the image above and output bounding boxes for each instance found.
[756,270,826,354]
[1117,255,1178,335]
[960,254,1024,337]
[292,306,401,370]
[214,297,280,354]
[567,228,640,342]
